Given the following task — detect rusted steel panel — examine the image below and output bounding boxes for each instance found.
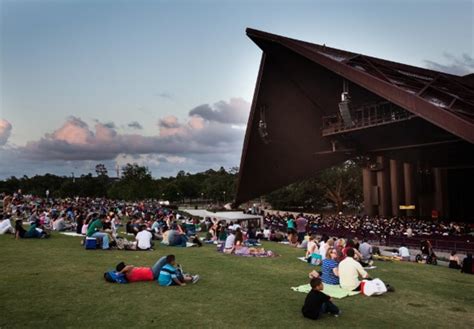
[246,28,474,143]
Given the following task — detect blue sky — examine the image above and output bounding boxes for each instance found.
[0,0,473,178]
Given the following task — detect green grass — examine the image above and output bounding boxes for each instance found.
[0,233,473,329]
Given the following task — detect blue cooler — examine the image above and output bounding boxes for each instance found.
[85,237,97,249]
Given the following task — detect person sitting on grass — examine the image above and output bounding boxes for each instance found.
[305,234,319,260]
[158,254,199,286]
[218,225,228,242]
[448,251,461,269]
[287,228,299,247]
[461,253,473,274]
[302,277,340,320]
[168,223,187,247]
[0,214,14,235]
[339,248,369,291]
[358,238,373,263]
[135,225,153,250]
[86,214,110,250]
[321,247,340,285]
[224,227,236,254]
[343,239,370,267]
[397,244,410,261]
[234,228,244,250]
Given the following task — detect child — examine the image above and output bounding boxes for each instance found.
[302,278,340,320]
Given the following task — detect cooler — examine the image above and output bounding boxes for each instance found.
[85,237,97,249]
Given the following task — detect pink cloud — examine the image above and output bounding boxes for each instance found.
[0,119,12,146]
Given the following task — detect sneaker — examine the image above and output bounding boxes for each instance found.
[192,275,200,284]
[386,284,395,292]
[334,311,341,318]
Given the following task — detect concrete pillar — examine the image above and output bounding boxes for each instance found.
[403,162,416,216]
[390,159,402,216]
[376,156,391,217]
[433,168,447,219]
[362,167,376,216]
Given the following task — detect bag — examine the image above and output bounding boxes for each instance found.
[310,253,322,266]
[104,271,128,284]
[361,278,387,296]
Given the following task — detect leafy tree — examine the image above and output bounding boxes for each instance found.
[95,163,108,177]
[122,163,152,181]
[316,161,362,212]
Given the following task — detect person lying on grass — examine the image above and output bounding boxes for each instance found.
[115,256,167,282]
[302,277,340,320]
[114,255,200,284]
[158,254,200,286]
[15,219,49,239]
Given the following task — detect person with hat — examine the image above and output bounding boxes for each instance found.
[224,225,236,254]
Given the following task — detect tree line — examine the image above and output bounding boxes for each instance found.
[0,161,362,211]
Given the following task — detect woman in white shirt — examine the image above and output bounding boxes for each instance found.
[306,235,319,258]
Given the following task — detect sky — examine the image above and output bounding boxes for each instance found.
[0,0,473,179]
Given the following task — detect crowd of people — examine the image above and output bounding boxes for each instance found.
[1,191,473,322]
[262,212,472,239]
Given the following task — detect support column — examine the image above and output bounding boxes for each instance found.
[362,167,376,216]
[390,159,402,217]
[433,168,447,219]
[376,156,391,217]
[403,162,416,217]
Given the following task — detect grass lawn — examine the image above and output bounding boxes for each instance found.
[0,233,473,329]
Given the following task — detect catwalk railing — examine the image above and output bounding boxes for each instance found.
[322,101,416,136]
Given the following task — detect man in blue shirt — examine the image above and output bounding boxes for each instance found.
[158,255,199,286]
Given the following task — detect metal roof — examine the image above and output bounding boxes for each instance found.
[246,28,474,143]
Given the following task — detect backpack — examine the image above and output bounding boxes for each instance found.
[104,271,128,284]
[361,278,387,296]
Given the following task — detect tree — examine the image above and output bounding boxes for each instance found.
[121,164,152,181]
[316,160,362,212]
[95,164,108,177]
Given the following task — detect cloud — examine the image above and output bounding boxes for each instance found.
[0,119,13,146]
[102,122,116,129]
[127,121,143,130]
[424,52,474,76]
[156,92,173,100]
[2,98,249,178]
[189,98,250,124]
[19,104,246,161]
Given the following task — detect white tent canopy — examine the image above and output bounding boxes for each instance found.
[182,209,262,224]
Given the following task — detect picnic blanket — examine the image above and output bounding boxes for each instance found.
[297,256,319,265]
[60,232,84,237]
[291,284,360,299]
[161,242,196,248]
[373,255,400,262]
[216,244,278,257]
[233,249,277,257]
